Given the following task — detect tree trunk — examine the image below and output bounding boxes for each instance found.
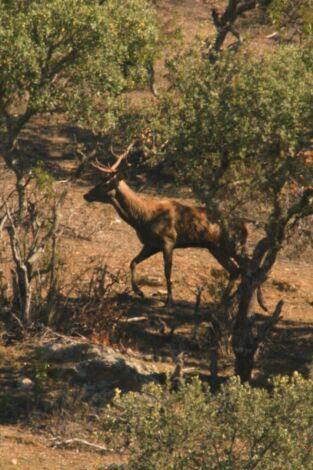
[234,346,257,383]
[231,276,257,382]
[3,111,34,219]
[9,234,32,325]
[16,174,28,220]
[15,266,32,325]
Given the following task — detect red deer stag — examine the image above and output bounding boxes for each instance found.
[84,145,247,305]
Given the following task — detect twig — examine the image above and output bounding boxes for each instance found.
[41,327,85,343]
[0,214,8,235]
[12,313,25,332]
[192,285,205,340]
[0,188,16,213]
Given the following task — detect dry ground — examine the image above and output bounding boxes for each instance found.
[0,425,115,470]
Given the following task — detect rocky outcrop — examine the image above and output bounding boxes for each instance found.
[37,340,164,404]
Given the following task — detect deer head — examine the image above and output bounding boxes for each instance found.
[83,141,135,203]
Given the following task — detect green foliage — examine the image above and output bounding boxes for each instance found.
[34,361,50,389]
[147,42,313,382]
[270,0,313,37]
[152,44,313,221]
[0,0,160,134]
[105,376,313,470]
[32,164,56,196]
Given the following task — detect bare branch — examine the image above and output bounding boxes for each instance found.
[255,299,283,343]
[5,203,32,323]
[256,286,268,312]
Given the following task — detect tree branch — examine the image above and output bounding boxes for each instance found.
[5,203,32,323]
[209,0,274,57]
[255,299,283,344]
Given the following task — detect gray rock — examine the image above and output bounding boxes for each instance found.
[39,341,102,363]
[37,340,163,394]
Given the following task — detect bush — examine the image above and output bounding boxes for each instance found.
[105,375,313,470]
[150,42,313,382]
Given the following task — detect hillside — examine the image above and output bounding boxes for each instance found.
[0,1,312,468]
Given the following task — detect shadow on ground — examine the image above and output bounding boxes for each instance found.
[0,293,312,426]
[259,319,313,380]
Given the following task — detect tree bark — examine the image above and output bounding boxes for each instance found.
[16,173,29,220]
[234,347,257,382]
[231,275,257,382]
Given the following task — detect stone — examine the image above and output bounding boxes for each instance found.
[37,340,163,396]
[16,377,34,391]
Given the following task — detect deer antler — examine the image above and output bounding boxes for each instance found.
[91,158,113,174]
[90,140,136,175]
[110,140,136,171]
[91,140,136,175]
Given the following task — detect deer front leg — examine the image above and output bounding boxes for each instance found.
[130,246,159,298]
[163,242,174,306]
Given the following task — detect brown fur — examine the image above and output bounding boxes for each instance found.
[84,177,245,305]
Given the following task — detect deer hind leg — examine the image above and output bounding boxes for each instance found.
[163,242,174,306]
[207,244,239,278]
[130,246,159,298]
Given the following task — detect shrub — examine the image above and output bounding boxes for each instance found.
[105,375,313,470]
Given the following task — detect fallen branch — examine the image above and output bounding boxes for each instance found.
[119,315,149,323]
[266,31,280,40]
[50,437,114,453]
[41,326,88,343]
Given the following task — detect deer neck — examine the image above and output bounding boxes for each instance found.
[112,180,151,228]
